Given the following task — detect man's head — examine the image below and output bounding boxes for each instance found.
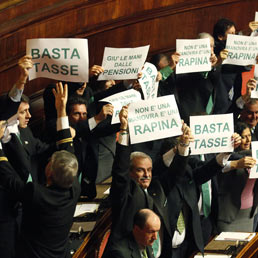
[240,99,258,128]
[67,96,88,126]
[45,150,78,189]
[213,18,236,42]
[130,152,152,189]
[17,94,31,128]
[198,32,215,54]
[133,209,161,247]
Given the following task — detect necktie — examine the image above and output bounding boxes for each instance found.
[144,190,153,209]
[206,94,213,114]
[200,155,211,217]
[16,132,23,145]
[142,248,148,258]
[201,182,211,217]
[152,232,159,257]
[176,210,185,234]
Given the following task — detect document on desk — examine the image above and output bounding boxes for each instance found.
[74,203,100,217]
[104,187,110,195]
[215,232,256,242]
[194,255,231,258]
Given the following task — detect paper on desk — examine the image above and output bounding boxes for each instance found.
[194,255,231,258]
[104,187,110,195]
[74,203,100,217]
[215,232,256,242]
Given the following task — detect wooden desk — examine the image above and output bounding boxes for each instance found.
[192,233,258,257]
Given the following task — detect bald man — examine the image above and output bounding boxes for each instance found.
[103,209,160,258]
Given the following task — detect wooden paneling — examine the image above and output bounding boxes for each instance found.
[0,0,257,96]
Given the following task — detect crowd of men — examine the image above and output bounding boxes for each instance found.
[0,17,258,258]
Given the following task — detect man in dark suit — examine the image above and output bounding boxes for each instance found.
[104,209,160,258]
[0,82,81,258]
[105,106,192,258]
[0,55,33,258]
[156,134,241,258]
[67,95,118,199]
[158,33,219,124]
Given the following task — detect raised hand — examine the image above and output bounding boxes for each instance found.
[94,103,114,124]
[16,55,33,89]
[52,82,68,117]
[179,121,194,146]
[119,105,128,130]
[89,65,104,77]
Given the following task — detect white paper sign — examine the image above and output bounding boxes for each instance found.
[255,11,258,21]
[176,38,211,74]
[190,114,234,155]
[128,95,182,144]
[100,89,141,124]
[223,34,258,66]
[251,72,258,98]
[98,45,149,80]
[26,38,89,82]
[250,141,258,178]
[138,62,159,100]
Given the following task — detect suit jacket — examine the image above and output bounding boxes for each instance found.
[213,64,251,115]
[158,69,221,124]
[3,127,54,183]
[109,143,188,258]
[74,117,118,198]
[217,150,258,224]
[103,233,155,258]
[0,128,80,258]
[0,92,20,120]
[154,154,223,255]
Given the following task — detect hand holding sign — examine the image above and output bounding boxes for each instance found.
[119,105,129,130]
[94,104,114,124]
[247,78,257,99]
[17,55,33,89]
[89,65,104,77]
[210,53,218,67]
[170,52,180,70]
[179,121,194,146]
[232,133,242,149]
[231,156,256,170]
[249,21,258,32]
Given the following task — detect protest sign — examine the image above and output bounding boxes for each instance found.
[98,45,149,80]
[250,72,258,98]
[250,141,258,178]
[223,34,258,66]
[138,62,159,100]
[176,38,211,74]
[190,113,234,155]
[128,95,182,144]
[100,89,141,124]
[256,12,258,21]
[26,38,89,82]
